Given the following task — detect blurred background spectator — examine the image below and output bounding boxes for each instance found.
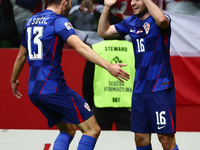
[68,0,103,31]
[94,0,133,20]
[155,0,200,16]
[66,0,133,47]
[0,0,20,48]
[110,0,133,20]
[10,0,48,43]
[14,0,48,15]
[1,0,200,48]
[10,0,32,41]
[67,0,104,47]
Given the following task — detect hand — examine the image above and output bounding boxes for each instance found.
[81,0,94,12]
[104,0,118,7]
[11,80,22,99]
[108,63,130,82]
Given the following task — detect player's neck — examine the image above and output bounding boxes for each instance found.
[140,11,150,20]
[46,5,62,15]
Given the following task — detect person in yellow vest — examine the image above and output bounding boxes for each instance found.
[82,39,135,130]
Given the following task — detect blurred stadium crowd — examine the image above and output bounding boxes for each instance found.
[0,0,200,48]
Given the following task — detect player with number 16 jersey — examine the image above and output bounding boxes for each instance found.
[114,12,176,134]
[97,0,179,149]
[115,14,174,93]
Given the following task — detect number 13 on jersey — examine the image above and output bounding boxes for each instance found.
[27,26,44,60]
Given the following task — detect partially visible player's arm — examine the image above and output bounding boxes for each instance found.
[10,45,27,99]
[143,0,169,29]
[97,0,121,38]
[67,35,130,82]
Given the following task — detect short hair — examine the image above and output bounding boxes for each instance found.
[47,0,62,5]
[78,0,94,4]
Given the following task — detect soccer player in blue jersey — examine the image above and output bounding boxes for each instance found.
[10,0,130,149]
[97,0,179,150]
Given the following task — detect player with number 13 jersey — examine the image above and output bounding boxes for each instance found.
[11,0,130,149]
[21,9,76,95]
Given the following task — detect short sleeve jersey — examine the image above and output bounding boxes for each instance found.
[21,10,76,95]
[114,14,174,93]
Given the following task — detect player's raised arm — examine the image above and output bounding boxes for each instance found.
[97,0,121,38]
[10,45,27,99]
[142,0,169,28]
[67,35,130,82]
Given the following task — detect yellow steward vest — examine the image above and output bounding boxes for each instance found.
[93,40,135,108]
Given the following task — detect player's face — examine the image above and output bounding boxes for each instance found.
[61,0,72,17]
[131,0,148,17]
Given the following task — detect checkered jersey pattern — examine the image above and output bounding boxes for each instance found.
[21,10,76,95]
[115,14,174,93]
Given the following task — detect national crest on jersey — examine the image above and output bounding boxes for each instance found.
[114,14,174,93]
[143,22,150,34]
[21,10,76,95]
[84,103,91,112]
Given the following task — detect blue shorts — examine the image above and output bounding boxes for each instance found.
[29,88,93,128]
[131,87,176,134]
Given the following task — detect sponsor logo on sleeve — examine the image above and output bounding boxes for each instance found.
[64,22,73,30]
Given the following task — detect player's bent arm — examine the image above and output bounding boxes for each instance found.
[11,45,27,83]
[97,5,121,38]
[67,35,109,69]
[143,0,169,29]
[10,45,27,99]
[97,24,121,39]
[67,35,130,81]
